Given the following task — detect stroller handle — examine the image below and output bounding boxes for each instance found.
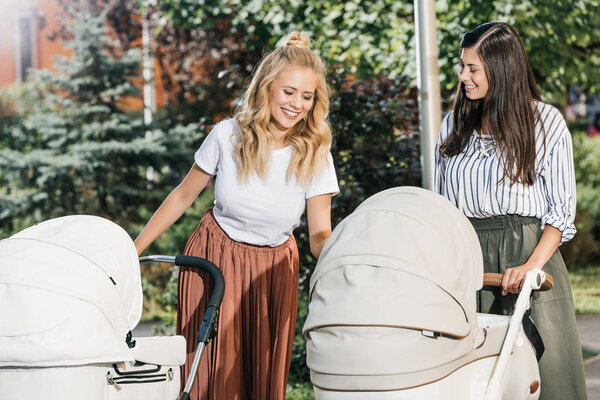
[483,271,554,291]
[139,255,225,311]
[174,255,225,312]
[140,255,225,400]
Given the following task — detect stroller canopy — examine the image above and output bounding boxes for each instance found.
[0,215,142,366]
[303,187,484,377]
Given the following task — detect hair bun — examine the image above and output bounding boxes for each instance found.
[285,31,311,50]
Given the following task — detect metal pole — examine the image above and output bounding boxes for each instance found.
[142,11,156,128]
[142,10,157,182]
[414,0,442,190]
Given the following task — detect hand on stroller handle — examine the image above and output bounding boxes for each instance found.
[484,268,548,400]
[483,270,553,292]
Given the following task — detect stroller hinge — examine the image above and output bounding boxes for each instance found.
[126,330,136,348]
[106,371,122,391]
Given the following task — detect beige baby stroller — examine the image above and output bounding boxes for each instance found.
[303,187,551,400]
[0,215,223,400]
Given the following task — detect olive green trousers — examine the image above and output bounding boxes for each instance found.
[469,215,587,400]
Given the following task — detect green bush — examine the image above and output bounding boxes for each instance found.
[561,131,600,267]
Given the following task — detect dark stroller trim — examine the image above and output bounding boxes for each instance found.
[140,255,225,400]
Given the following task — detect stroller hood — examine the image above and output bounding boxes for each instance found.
[304,186,483,340]
[0,215,142,366]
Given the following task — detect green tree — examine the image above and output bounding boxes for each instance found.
[0,3,198,234]
[134,0,600,110]
[437,0,600,103]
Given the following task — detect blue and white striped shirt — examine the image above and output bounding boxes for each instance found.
[434,102,576,242]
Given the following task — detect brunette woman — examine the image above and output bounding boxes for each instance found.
[435,22,587,399]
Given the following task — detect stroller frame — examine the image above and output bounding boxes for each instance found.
[484,268,546,400]
[0,215,224,400]
[140,255,225,400]
[303,187,549,400]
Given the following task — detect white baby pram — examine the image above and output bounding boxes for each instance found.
[0,215,224,400]
[303,187,552,400]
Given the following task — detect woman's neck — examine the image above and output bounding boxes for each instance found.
[268,122,290,150]
[479,109,491,135]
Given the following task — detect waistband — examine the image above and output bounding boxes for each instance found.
[468,215,540,232]
[201,209,297,253]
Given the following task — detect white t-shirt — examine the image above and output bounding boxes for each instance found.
[194,118,339,247]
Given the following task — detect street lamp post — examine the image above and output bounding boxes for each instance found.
[414,0,442,190]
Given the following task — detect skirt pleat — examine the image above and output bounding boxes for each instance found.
[177,210,299,400]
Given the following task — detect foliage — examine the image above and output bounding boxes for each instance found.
[102,0,259,125]
[436,0,600,103]
[569,266,600,314]
[228,0,415,80]
[0,3,200,236]
[561,132,600,267]
[329,74,421,220]
[136,0,600,107]
[138,0,414,78]
[96,0,600,126]
[0,85,43,236]
[562,131,600,265]
[286,382,315,400]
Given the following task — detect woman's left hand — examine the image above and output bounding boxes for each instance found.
[306,194,334,259]
[502,225,563,295]
[501,263,540,295]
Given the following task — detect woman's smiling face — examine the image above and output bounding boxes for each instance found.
[268,67,317,135]
[459,47,489,100]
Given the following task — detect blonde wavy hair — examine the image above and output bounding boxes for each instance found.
[234,32,332,186]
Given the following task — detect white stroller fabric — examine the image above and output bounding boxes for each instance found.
[0,215,143,366]
[303,186,486,386]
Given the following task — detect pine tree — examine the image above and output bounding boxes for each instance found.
[0,3,198,232]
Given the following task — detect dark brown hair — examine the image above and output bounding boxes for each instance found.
[439,22,543,185]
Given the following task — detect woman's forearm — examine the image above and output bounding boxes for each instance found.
[501,224,562,294]
[134,189,195,255]
[306,193,334,259]
[525,224,562,269]
[134,164,212,256]
[309,231,331,259]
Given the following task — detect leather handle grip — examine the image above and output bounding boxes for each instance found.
[483,272,554,292]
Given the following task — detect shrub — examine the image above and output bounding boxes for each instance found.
[561,131,600,267]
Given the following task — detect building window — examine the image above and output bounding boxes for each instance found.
[14,12,38,82]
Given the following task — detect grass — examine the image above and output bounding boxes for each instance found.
[583,348,597,361]
[569,266,600,315]
[286,382,315,400]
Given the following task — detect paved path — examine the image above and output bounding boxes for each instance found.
[578,315,600,400]
[135,316,600,398]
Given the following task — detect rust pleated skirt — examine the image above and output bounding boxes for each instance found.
[177,210,300,400]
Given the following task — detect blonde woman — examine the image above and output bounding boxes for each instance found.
[134,32,338,400]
